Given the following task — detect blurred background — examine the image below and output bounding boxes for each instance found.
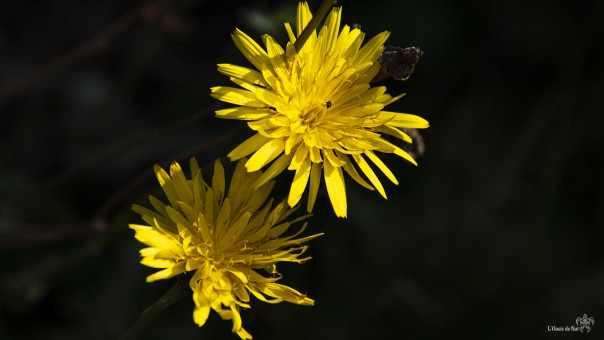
[1,0,603,339]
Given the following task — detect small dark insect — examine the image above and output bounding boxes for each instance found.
[351,23,362,30]
[373,46,424,82]
[326,101,332,108]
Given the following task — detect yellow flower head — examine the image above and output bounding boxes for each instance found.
[211,2,429,218]
[130,158,321,339]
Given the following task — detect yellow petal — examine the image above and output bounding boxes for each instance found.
[254,86,288,108]
[210,86,265,107]
[212,159,226,200]
[284,134,302,155]
[169,162,194,203]
[342,29,365,61]
[228,133,270,160]
[145,262,185,282]
[131,204,171,229]
[357,62,382,84]
[253,152,293,188]
[165,205,192,230]
[295,2,316,51]
[231,28,271,71]
[393,146,418,166]
[309,146,322,163]
[262,282,315,305]
[288,159,311,207]
[288,145,309,170]
[284,22,296,44]
[133,223,172,246]
[219,211,251,245]
[189,157,201,180]
[204,187,214,226]
[354,30,390,65]
[365,150,398,185]
[318,7,341,55]
[333,84,370,106]
[230,304,243,333]
[215,197,231,230]
[262,34,287,70]
[215,106,270,120]
[247,181,275,213]
[335,24,361,57]
[236,327,252,340]
[228,76,259,93]
[217,63,268,86]
[154,165,179,208]
[197,212,211,243]
[324,160,347,218]
[381,111,430,128]
[246,138,285,172]
[373,125,412,143]
[307,162,322,213]
[228,158,247,199]
[296,2,312,36]
[368,137,419,166]
[336,151,375,191]
[352,153,387,199]
[382,92,406,106]
[323,148,346,168]
[193,305,211,327]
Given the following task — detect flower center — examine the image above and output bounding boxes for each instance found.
[300,102,327,128]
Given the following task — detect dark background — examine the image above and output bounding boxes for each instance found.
[1,0,603,339]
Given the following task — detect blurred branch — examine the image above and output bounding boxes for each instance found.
[0,222,91,249]
[2,120,233,246]
[34,103,223,195]
[91,129,235,232]
[0,4,148,107]
[120,276,191,340]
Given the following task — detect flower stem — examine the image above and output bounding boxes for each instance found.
[120,277,191,340]
[293,0,339,53]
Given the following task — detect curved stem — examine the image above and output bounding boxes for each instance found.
[293,0,339,53]
[120,276,191,340]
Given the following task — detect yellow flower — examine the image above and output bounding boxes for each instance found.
[211,2,429,218]
[130,158,321,339]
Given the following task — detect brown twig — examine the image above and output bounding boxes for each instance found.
[0,4,147,107]
[0,107,231,248]
[36,103,222,194]
[0,130,236,247]
[0,223,92,249]
[91,130,235,232]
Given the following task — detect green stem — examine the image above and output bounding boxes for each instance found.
[293,0,339,53]
[120,277,191,340]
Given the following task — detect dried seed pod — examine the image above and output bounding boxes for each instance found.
[374,46,424,82]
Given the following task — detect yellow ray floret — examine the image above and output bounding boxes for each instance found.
[130,157,322,339]
[211,1,429,218]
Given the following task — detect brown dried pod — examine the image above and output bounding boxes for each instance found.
[374,46,424,82]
